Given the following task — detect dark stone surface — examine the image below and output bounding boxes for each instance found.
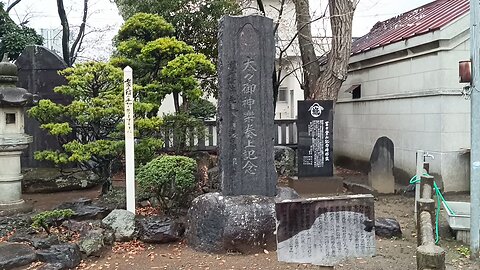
[0,242,37,270]
[55,199,110,221]
[274,146,297,177]
[297,100,334,177]
[207,166,220,192]
[343,180,378,196]
[23,168,101,193]
[61,219,95,235]
[38,263,65,270]
[16,45,68,168]
[288,176,344,195]
[0,214,31,237]
[217,15,276,197]
[101,209,136,241]
[0,58,37,106]
[368,137,395,194]
[275,186,300,202]
[36,244,81,269]
[276,194,376,266]
[187,192,302,254]
[78,229,105,256]
[375,217,402,238]
[97,187,127,210]
[137,217,185,244]
[9,233,60,249]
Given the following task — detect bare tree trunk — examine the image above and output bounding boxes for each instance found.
[292,0,321,99]
[173,92,180,113]
[69,0,88,65]
[57,0,89,66]
[57,0,70,66]
[311,0,355,101]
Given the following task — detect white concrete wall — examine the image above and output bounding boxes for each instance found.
[336,38,471,192]
[275,57,305,119]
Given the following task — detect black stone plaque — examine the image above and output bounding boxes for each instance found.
[217,15,276,196]
[275,194,376,266]
[16,45,68,168]
[297,100,334,177]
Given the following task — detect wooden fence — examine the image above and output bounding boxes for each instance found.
[161,119,297,151]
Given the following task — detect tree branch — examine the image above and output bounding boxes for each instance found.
[69,0,88,65]
[6,0,22,13]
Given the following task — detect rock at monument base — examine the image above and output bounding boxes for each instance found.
[101,209,136,241]
[23,168,101,193]
[375,217,402,238]
[274,146,297,177]
[78,229,105,256]
[137,217,185,244]
[187,188,299,254]
[36,244,81,269]
[0,242,37,270]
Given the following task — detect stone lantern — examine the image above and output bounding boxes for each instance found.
[0,56,36,213]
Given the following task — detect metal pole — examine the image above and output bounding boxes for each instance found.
[470,0,480,259]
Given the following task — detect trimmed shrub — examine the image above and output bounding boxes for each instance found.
[137,155,197,212]
[31,209,75,234]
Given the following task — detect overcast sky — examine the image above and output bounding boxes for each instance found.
[4,0,434,60]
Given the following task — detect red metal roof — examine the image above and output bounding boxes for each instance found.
[351,0,469,55]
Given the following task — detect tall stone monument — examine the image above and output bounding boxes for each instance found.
[186,15,297,254]
[0,57,36,215]
[217,15,276,197]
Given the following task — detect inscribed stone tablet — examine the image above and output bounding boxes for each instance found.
[276,194,375,266]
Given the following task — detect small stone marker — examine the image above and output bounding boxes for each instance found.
[123,66,135,214]
[276,194,376,266]
[217,15,276,196]
[368,136,395,194]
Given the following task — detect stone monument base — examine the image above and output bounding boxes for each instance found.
[0,200,33,217]
[288,176,343,195]
[186,187,299,254]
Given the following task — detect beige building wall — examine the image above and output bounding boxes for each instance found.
[336,32,471,192]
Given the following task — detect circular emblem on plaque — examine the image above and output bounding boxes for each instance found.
[308,103,324,118]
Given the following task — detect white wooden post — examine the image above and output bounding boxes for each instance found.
[123,66,135,214]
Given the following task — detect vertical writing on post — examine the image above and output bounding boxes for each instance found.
[123,66,135,214]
